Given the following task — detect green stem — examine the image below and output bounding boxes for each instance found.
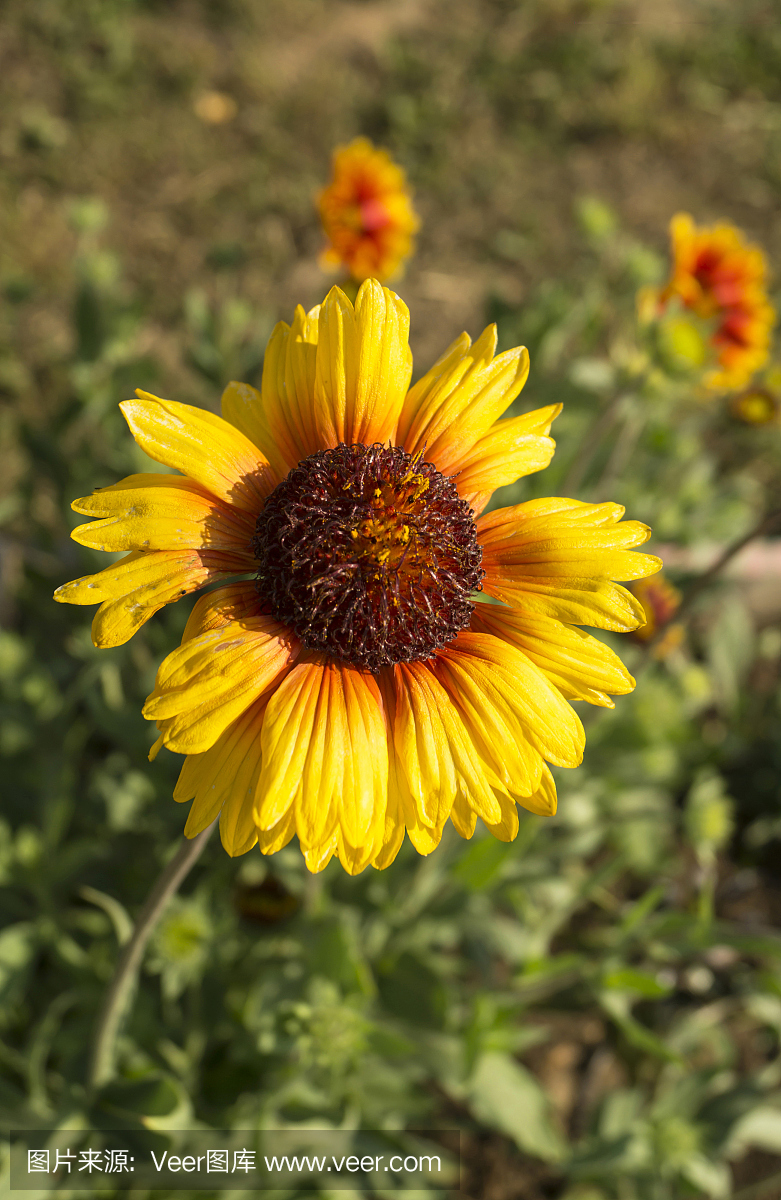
[87,820,217,1092]
[672,507,781,627]
[560,390,627,496]
[589,404,648,502]
[29,991,78,1115]
[639,506,781,662]
[696,866,716,930]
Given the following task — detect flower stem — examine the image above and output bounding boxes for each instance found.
[559,390,627,496]
[639,506,781,661]
[589,404,648,502]
[671,507,781,626]
[87,820,217,1092]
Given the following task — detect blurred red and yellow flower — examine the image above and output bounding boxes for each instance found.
[56,281,660,874]
[318,138,419,282]
[630,574,684,656]
[655,213,775,390]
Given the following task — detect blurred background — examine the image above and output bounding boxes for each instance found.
[3,1,781,1198]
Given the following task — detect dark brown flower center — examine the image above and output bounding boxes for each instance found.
[253,443,483,672]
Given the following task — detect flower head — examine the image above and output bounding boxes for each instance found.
[630,574,684,657]
[318,138,419,282]
[730,386,779,425]
[56,280,661,874]
[655,213,775,390]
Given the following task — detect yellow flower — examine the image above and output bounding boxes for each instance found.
[730,386,779,426]
[654,213,775,391]
[56,280,661,874]
[317,138,419,282]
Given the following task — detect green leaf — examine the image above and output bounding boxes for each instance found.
[728,1106,781,1156]
[468,1051,566,1163]
[601,967,672,999]
[0,923,36,1005]
[680,1153,730,1199]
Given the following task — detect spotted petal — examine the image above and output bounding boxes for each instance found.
[71,474,255,557]
[54,549,247,648]
[144,615,298,754]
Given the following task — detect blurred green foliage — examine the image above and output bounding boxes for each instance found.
[3,2,781,1199]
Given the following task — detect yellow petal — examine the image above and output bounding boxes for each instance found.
[398,324,530,473]
[380,719,446,856]
[230,361,293,482]
[483,577,648,632]
[391,662,500,829]
[261,321,306,474]
[449,793,477,839]
[395,331,472,448]
[337,822,386,876]
[431,655,537,801]
[175,698,267,855]
[371,767,406,870]
[401,324,498,455]
[71,473,255,556]
[144,616,298,754]
[305,833,339,874]
[228,315,317,482]
[258,807,297,856]
[220,380,267,455]
[518,762,557,817]
[219,775,262,857]
[182,581,261,641]
[284,303,325,459]
[450,404,561,513]
[405,811,446,855]
[210,702,267,857]
[483,791,519,842]
[478,497,661,631]
[477,497,627,541]
[338,664,389,849]
[481,532,658,578]
[121,392,277,512]
[434,631,585,783]
[471,603,635,707]
[254,305,322,474]
[255,660,337,842]
[314,281,411,449]
[256,659,388,859]
[184,790,224,840]
[54,549,245,648]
